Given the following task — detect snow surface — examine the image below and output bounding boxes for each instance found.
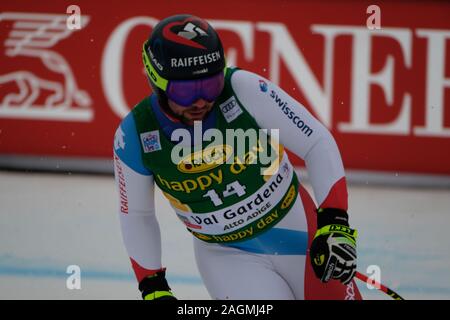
[1,170,449,300]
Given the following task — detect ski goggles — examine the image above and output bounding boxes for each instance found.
[165,71,224,107]
[142,41,225,107]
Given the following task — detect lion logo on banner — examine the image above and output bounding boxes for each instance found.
[0,12,93,121]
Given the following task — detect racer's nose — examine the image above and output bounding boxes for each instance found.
[191,99,208,109]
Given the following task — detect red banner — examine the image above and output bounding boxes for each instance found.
[1,1,450,175]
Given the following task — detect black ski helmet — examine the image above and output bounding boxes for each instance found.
[142,14,226,106]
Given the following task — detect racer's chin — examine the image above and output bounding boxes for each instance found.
[183,106,213,123]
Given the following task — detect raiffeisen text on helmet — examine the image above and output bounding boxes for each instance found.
[171,51,222,68]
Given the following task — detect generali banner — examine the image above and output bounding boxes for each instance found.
[1,1,449,175]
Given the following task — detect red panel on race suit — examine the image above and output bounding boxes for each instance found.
[300,185,362,300]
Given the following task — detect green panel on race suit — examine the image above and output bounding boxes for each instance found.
[132,67,299,244]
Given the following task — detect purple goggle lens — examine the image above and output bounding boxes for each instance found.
[166,71,225,107]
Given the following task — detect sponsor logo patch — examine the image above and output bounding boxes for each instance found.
[140,130,161,153]
[259,79,268,92]
[219,96,242,123]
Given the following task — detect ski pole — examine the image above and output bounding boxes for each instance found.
[355,271,404,300]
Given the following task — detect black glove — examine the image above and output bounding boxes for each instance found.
[139,270,177,300]
[309,208,357,285]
